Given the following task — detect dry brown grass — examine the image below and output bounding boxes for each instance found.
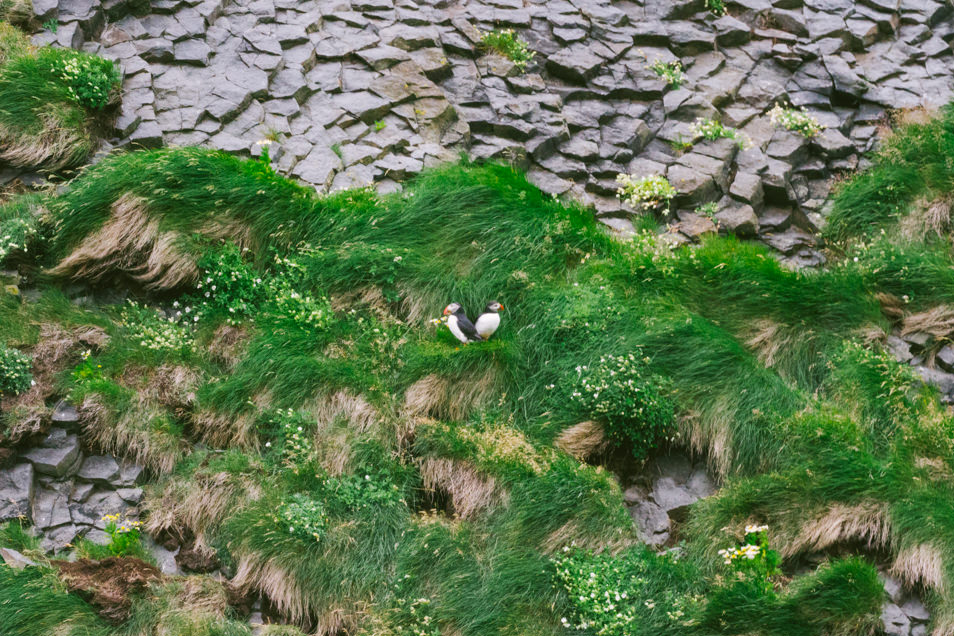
[1,324,108,438]
[542,520,637,556]
[205,324,249,368]
[48,194,252,291]
[876,292,905,321]
[0,0,34,28]
[679,404,733,478]
[417,456,504,520]
[231,554,359,632]
[189,408,258,450]
[80,396,186,474]
[0,109,93,171]
[901,305,954,341]
[899,197,952,240]
[144,471,260,553]
[891,542,946,592]
[555,420,609,460]
[779,502,891,558]
[402,369,499,421]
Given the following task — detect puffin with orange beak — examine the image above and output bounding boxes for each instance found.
[475,301,504,340]
[443,302,481,344]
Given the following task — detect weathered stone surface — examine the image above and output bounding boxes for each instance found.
[22,430,81,477]
[882,603,910,636]
[77,456,121,485]
[630,500,670,545]
[0,547,37,569]
[716,203,759,237]
[0,463,34,522]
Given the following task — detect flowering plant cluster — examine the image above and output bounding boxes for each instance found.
[277,494,328,543]
[52,51,121,109]
[187,244,333,331]
[480,28,535,71]
[261,408,315,471]
[552,546,697,635]
[120,301,193,354]
[689,118,750,149]
[705,0,727,14]
[101,513,143,556]
[0,344,32,396]
[323,469,405,512]
[768,103,825,138]
[566,352,674,460]
[616,174,677,213]
[717,525,780,594]
[647,58,685,88]
[267,278,332,331]
[0,216,39,265]
[190,245,266,325]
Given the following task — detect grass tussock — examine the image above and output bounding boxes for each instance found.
[0,26,120,171]
[825,103,954,241]
[418,456,503,519]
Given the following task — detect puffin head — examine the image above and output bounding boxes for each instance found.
[443,302,461,316]
[485,301,504,313]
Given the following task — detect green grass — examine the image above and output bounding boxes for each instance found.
[0,566,112,636]
[825,104,954,242]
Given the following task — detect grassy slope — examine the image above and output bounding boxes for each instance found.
[2,105,954,634]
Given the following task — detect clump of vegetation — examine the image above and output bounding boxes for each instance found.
[616,173,677,212]
[54,53,121,110]
[646,57,685,88]
[565,352,675,460]
[689,117,750,149]
[0,0,33,28]
[480,28,535,71]
[825,104,954,241]
[705,0,727,15]
[768,103,824,138]
[0,21,121,170]
[0,343,31,395]
[717,525,780,594]
[696,202,719,219]
[120,301,193,355]
[277,494,328,543]
[101,513,144,557]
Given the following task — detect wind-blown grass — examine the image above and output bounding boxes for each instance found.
[825,104,954,242]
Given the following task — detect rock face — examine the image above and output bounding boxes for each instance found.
[881,572,932,636]
[3,418,147,553]
[622,452,715,546]
[24,0,954,259]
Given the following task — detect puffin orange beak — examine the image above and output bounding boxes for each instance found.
[499,304,505,311]
[443,307,451,315]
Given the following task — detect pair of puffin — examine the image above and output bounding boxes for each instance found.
[442,302,504,343]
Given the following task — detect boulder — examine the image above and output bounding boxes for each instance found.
[77,456,121,485]
[0,547,37,569]
[652,477,699,511]
[716,203,760,237]
[629,500,670,545]
[22,429,81,477]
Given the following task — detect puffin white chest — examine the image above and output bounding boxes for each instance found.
[446,314,470,343]
[475,312,500,339]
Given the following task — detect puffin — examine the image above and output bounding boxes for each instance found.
[475,301,504,340]
[443,302,481,344]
